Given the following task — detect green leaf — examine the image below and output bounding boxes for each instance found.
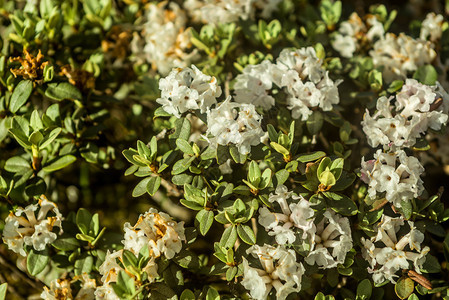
[43,155,76,172]
[29,130,43,145]
[395,277,414,300]
[196,209,214,236]
[76,208,92,235]
[248,161,261,186]
[117,270,135,295]
[25,177,47,197]
[4,156,31,173]
[357,279,372,300]
[0,283,7,300]
[297,151,326,163]
[10,80,33,113]
[51,234,80,251]
[229,145,247,164]
[330,158,344,180]
[176,139,195,156]
[74,255,94,275]
[220,225,237,248]
[180,289,195,300]
[319,170,336,187]
[399,199,412,220]
[237,224,256,245]
[421,254,441,273]
[270,142,290,156]
[413,65,438,85]
[408,294,419,300]
[27,248,49,276]
[137,140,152,158]
[307,111,324,135]
[172,157,195,175]
[30,110,43,130]
[259,168,272,189]
[45,82,82,101]
[146,176,161,196]
[39,127,62,149]
[206,286,220,300]
[226,266,238,281]
[325,192,358,216]
[169,118,191,147]
[132,177,152,197]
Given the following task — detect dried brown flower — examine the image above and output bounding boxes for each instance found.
[9,49,49,84]
[60,65,96,91]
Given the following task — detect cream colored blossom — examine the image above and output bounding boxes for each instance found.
[3,196,63,256]
[131,1,197,75]
[241,244,305,300]
[362,215,430,284]
[370,33,436,83]
[122,208,186,259]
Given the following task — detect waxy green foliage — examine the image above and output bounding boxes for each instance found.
[0,0,448,299]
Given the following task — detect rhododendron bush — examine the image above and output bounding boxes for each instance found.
[1,0,449,299]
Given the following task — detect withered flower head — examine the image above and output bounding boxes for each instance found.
[9,49,49,84]
[60,65,96,91]
[102,25,131,60]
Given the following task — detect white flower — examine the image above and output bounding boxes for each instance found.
[362,215,430,284]
[131,1,197,75]
[98,249,158,288]
[276,47,342,120]
[2,196,63,256]
[41,279,72,300]
[205,97,265,154]
[94,284,120,300]
[157,65,222,117]
[332,13,384,58]
[122,208,186,259]
[258,185,315,244]
[420,13,444,42]
[99,250,124,285]
[370,33,436,83]
[362,79,449,149]
[184,0,253,24]
[234,60,277,110]
[241,244,305,300]
[305,210,352,269]
[361,149,424,208]
[276,47,323,84]
[253,0,283,18]
[75,274,97,300]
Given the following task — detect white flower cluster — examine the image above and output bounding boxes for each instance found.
[157,65,264,155]
[234,47,342,120]
[122,208,186,259]
[95,208,185,299]
[305,210,353,269]
[361,149,424,208]
[361,215,429,284]
[131,1,197,75]
[205,97,265,155]
[362,79,449,149]
[41,274,96,300]
[370,33,436,83]
[241,244,305,300]
[258,185,353,269]
[2,196,63,256]
[234,60,277,110]
[420,12,444,42]
[184,0,281,24]
[332,12,384,58]
[258,185,315,244]
[157,65,222,117]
